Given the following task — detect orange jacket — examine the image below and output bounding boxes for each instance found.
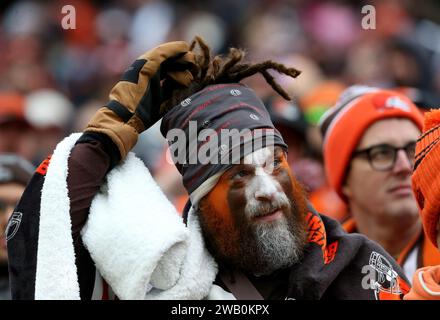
[404,266,440,300]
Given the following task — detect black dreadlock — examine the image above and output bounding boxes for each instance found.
[161,36,301,114]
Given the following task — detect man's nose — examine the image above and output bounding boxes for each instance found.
[393,149,413,174]
[254,178,278,201]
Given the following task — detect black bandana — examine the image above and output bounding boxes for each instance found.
[160,83,287,194]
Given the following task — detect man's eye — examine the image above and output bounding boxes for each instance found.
[371,147,393,160]
[268,158,282,171]
[234,170,250,179]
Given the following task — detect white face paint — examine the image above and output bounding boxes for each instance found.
[242,147,290,220]
[199,146,307,276]
[239,147,303,275]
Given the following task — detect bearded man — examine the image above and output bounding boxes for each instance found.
[8,38,410,300]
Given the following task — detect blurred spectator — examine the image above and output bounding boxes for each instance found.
[133,122,169,171]
[264,95,325,193]
[24,89,74,165]
[129,1,174,57]
[300,1,360,76]
[72,99,103,132]
[0,92,33,161]
[275,54,325,100]
[1,1,52,92]
[386,38,434,91]
[372,0,414,39]
[320,86,440,282]
[0,154,34,300]
[344,38,388,87]
[242,3,304,60]
[178,11,226,54]
[95,6,132,78]
[385,37,440,110]
[300,80,348,221]
[153,145,187,212]
[300,80,346,156]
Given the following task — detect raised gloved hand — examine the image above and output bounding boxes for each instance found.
[85,41,195,160]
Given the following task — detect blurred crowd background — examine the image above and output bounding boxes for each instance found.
[2,0,440,301]
[1,0,440,213]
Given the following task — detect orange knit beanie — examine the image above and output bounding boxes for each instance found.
[412,109,440,247]
[320,86,424,201]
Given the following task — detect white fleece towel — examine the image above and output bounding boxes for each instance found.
[145,207,218,300]
[35,133,82,300]
[36,133,218,300]
[82,152,191,300]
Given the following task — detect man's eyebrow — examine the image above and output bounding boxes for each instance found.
[238,163,256,170]
[273,147,285,158]
[363,140,417,149]
[228,163,255,174]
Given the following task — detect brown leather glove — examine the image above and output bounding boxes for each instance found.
[85,41,195,160]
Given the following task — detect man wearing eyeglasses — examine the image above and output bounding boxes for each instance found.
[320,85,440,283]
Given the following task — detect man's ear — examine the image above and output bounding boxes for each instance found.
[341,172,352,199]
[341,166,352,199]
[342,184,352,199]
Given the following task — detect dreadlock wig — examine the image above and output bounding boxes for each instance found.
[159,35,302,201]
[160,36,301,114]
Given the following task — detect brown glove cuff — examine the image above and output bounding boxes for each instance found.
[85,107,139,160]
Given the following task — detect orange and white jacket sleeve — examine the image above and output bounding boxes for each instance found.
[404,266,440,300]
